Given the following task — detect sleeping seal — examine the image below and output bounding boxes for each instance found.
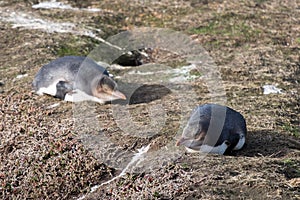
[176,104,247,155]
[32,56,126,103]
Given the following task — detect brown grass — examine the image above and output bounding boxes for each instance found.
[0,0,299,199]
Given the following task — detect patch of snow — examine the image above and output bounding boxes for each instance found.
[109,64,132,70]
[2,11,78,34]
[16,74,28,79]
[0,8,123,50]
[127,64,199,82]
[32,1,73,10]
[84,8,102,12]
[113,75,122,79]
[128,70,155,75]
[263,84,283,94]
[46,103,60,109]
[32,0,101,12]
[162,64,199,82]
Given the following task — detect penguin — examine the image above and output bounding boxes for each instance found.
[32,56,126,103]
[176,104,247,155]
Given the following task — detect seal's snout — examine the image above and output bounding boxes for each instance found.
[112,90,126,100]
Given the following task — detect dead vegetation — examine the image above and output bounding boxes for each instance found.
[0,0,299,199]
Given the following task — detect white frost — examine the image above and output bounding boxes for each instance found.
[16,74,28,79]
[46,103,60,109]
[32,1,74,10]
[127,64,199,82]
[263,84,283,94]
[32,0,102,12]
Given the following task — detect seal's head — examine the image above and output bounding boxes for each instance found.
[176,106,209,150]
[92,75,126,102]
[176,118,207,151]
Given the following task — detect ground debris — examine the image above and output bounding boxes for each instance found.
[0,0,299,199]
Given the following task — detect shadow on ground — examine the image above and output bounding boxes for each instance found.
[113,83,172,105]
[236,130,300,158]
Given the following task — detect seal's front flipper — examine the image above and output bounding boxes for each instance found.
[55,81,73,100]
[224,133,240,155]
